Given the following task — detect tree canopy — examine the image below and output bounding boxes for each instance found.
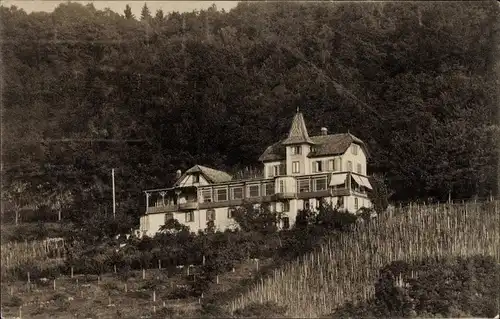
[1,1,498,219]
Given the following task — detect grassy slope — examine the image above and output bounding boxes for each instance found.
[227,201,500,318]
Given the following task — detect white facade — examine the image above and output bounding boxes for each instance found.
[139,111,373,237]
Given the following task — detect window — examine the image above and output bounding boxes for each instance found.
[231,187,243,200]
[201,189,212,203]
[347,161,353,171]
[335,158,341,171]
[337,196,344,208]
[248,184,260,197]
[328,159,334,171]
[185,211,194,222]
[297,179,310,193]
[192,174,200,183]
[357,163,362,174]
[291,146,302,155]
[352,144,358,155]
[313,161,323,173]
[292,161,300,174]
[355,198,359,210]
[215,188,228,201]
[282,217,290,230]
[314,177,327,191]
[273,165,281,176]
[263,182,274,196]
[279,180,285,193]
[282,200,290,212]
[206,209,216,221]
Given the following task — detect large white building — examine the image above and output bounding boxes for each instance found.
[139,110,373,237]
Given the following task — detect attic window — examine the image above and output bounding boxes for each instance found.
[192,174,200,183]
[352,144,359,155]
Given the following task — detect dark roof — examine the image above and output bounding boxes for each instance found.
[259,132,369,162]
[281,112,314,145]
[174,165,232,186]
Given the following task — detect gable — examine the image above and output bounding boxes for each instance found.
[174,165,232,187]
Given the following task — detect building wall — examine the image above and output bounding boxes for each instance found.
[286,144,312,176]
[341,143,367,175]
[141,192,373,237]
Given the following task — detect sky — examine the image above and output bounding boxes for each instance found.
[1,1,240,16]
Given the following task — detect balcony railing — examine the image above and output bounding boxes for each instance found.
[179,201,198,210]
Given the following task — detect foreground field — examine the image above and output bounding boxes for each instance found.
[227,201,500,317]
[0,258,270,319]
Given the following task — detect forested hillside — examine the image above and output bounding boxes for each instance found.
[2,1,499,219]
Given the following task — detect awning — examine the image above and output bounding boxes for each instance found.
[351,175,373,190]
[330,173,348,186]
[351,175,364,187]
[359,176,373,190]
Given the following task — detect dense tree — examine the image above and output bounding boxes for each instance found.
[1,1,498,223]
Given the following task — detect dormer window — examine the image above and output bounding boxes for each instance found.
[291,146,302,155]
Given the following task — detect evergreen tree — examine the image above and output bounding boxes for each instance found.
[154,9,164,23]
[124,4,134,20]
[141,3,151,21]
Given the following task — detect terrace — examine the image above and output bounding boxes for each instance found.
[144,172,372,214]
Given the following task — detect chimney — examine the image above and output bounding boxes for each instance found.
[321,127,328,135]
[176,170,182,179]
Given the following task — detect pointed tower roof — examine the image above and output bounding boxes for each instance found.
[281,109,315,145]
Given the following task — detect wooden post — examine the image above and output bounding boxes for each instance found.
[76,279,79,288]
[108,296,112,306]
[114,265,117,273]
[71,267,74,278]
[112,168,116,219]
[53,279,56,290]
[153,290,156,302]
[158,260,161,269]
[232,267,235,273]
[10,287,13,295]
[256,259,259,271]
[125,283,128,293]
[19,306,22,319]
[153,305,156,313]
[202,255,206,265]
[27,272,30,284]
[216,275,219,284]
[142,269,146,280]
[187,266,190,276]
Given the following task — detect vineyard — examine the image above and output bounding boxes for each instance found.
[228,200,500,317]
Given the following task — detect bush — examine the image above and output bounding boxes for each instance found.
[331,255,500,318]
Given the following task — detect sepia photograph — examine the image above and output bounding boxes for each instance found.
[1,0,499,318]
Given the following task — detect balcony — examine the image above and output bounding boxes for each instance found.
[179,201,198,210]
[147,205,179,214]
